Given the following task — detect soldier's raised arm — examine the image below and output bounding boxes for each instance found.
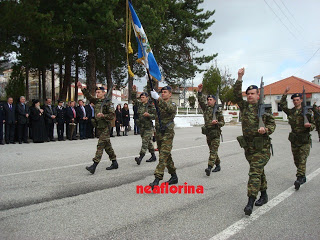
[197,84,206,111]
[77,81,97,104]
[233,68,245,109]
[279,86,290,115]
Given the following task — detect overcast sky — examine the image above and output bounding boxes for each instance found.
[137,0,320,91]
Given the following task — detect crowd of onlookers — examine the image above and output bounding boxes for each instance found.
[0,96,138,144]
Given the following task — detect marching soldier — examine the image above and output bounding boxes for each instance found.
[149,86,178,188]
[198,84,225,175]
[131,85,157,165]
[77,82,118,174]
[234,68,276,216]
[280,87,315,190]
[312,102,320,142]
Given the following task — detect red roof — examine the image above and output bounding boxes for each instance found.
[314,74,320,78]
[264,76,320,95]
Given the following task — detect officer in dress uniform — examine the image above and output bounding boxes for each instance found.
[56,100,66,141]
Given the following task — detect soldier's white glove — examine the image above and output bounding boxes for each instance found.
[151,89,160,100]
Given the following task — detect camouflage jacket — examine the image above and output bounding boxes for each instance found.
[198,92,225,132]
[155,98,176,132]
[131,91,156,130]
[280,94,315,133]
[233,80,276,139]
[312,103,320,126]
[82,88,115,129]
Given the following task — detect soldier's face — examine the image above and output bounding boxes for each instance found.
[161,90,172,101]
[246,89,259,104]
[96,90,104,99]
[292,97,302,107]
[140,95,148,103]
[207,98,216,106]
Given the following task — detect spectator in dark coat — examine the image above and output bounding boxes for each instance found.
[3,97,16,144]
[55,100,66,141]
[16,96,29,144]
[115,104,122,136]
[76,100,88,140]
[121,103,130,136]
[133,104,140,135]
[85,102,95,138]
[65,101,77,140]
[43,98,57,141]
[0,103,4,145]
[29,100,47,143]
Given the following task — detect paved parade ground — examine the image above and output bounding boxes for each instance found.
[1,124,320,240]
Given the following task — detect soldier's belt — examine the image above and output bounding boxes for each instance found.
[237,135,270,151]
[288,132,310,145]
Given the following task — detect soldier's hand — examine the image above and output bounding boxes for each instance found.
[258,127,266,134]
[77,81,83,89]
[211,120,218,125]
[304,123,311,128]
[143,112,150,117]
[133,85,137,91]
[151,89,160,100]
[97,113,104,118]
[198,84,203,92]
[284,86,290,94]
[238,68,245,80]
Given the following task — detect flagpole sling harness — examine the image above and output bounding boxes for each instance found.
[126,0,165,134]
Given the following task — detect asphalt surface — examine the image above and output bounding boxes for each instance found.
[0,123,319,240]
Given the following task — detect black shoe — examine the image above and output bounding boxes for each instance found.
[110,135,115,137]
[255,191,268,206]
[19,141,22,144]
[146,153,156,162]
[50,139,56,142]
[106,160,118,170]
[135,153,145,165]
[149,178,160,190]
[166,173,178,185]
[212,164,221,172]
[10,142,16,144]
[0,142,4,145]
[205,166,212,176]
[244,197,255,216]
[301,176,306,184]
[24,141,29,144]
[86,162,98,174]
[294,176,304,190]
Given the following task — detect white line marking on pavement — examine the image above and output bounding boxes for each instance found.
[0,140,237,177]
[210,167,320,240]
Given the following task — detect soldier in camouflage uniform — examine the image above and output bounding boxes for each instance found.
[312,102,320,142]
[149,86,178,189]
[280,88,315,190]
[197,84,225,176]
[234,68,276,216]
[131,85,157,165]
[77,82,118,174]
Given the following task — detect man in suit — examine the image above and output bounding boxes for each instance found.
[3,97,16,144]
[44,98,57,141]
[76,100,88,140]
[56,100,66,141]
[66,101,77,140]
[16,96,29,144]
[85,102,95,138]
[0,103,4,145]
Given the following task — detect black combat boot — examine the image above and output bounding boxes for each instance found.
[205,165,212,176]
[244,197,256,216]
[255,190,268,206]
[294,176,304,190]
[301,176,306,184]
[86,162,98,174]
[166,173,178,185]
[106,160,119,170]
[149,178,161,190]
[212,164,221,172]
[146,153,157,162]
[135,153,145,165]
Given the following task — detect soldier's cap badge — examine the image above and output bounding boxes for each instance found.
[246,85,258,94]
[291,93,302,99]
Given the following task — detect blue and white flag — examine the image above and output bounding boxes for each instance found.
[129,2,162,81]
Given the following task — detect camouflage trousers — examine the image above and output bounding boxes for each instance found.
[244,145,271,198]
[206,135,220,167]
[93,128,117,163]
[139,128,155,155]
[291,142,310,177]
[154,130,176,180]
